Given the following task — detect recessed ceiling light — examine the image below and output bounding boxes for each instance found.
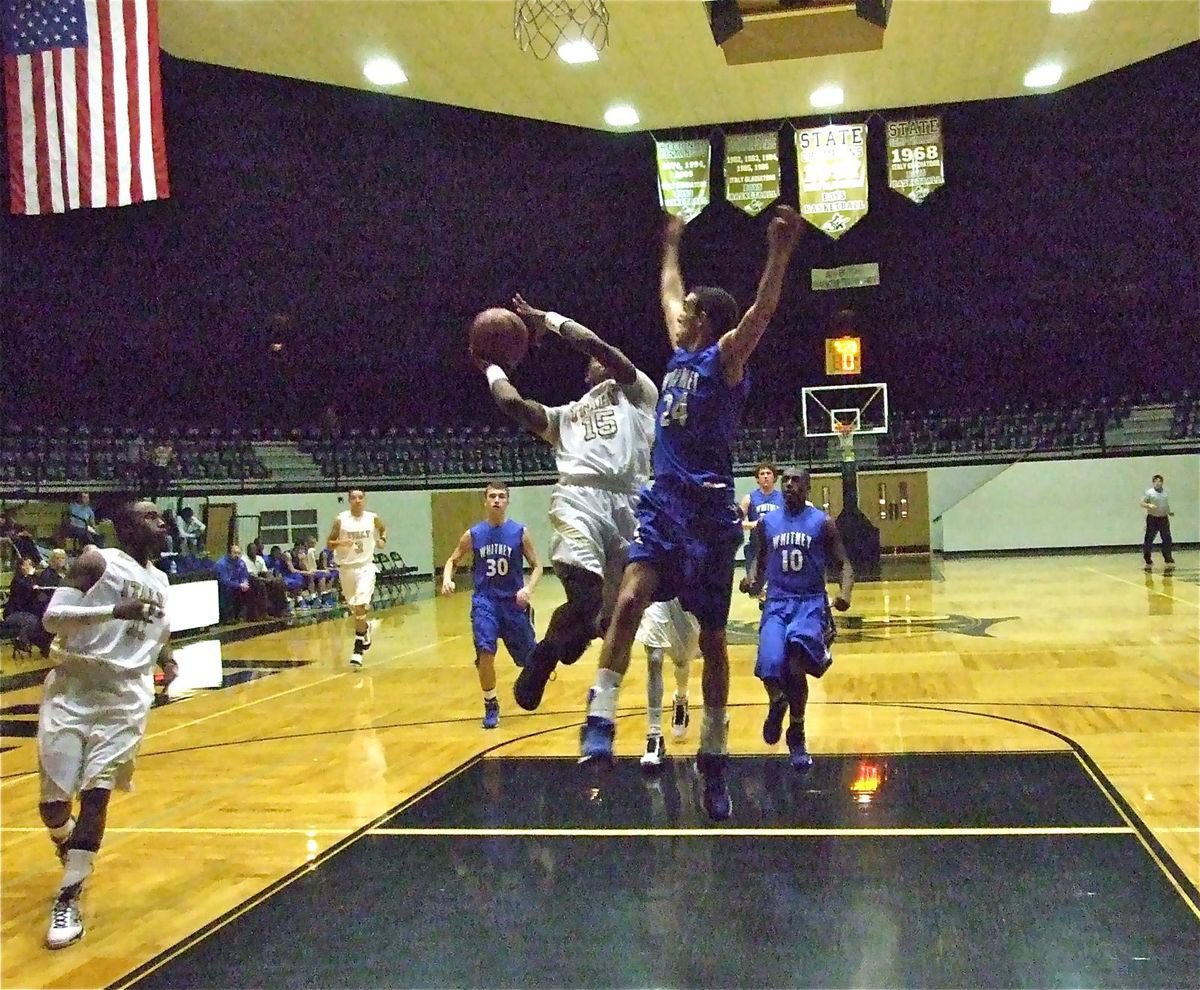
[604,104,639,127]
[810,85,844,108]
[362,57,407,87]
[1050,0,1092,13]
[557,39,599,64]
[1024,63,1063,88]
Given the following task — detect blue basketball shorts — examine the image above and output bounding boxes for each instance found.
[471,594,536,666]
[627,481,743,631]
[754,595,832,682]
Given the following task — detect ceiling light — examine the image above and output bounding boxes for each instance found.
[604,104,639,128]
[362,57,407,87]
[1024,63,1063,88]
[557,40,599,64]
[1050,0,1092,13]
[810,85,844,109]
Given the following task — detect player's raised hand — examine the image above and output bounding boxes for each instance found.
[440,576,456,596]
[768,205,804,249]
[511,293,549,346]
[113,597,164,622]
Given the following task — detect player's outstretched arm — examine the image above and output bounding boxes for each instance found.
[477,360,550,436]
[739,520,767,597]
[441,530,472,595]
[515,528,543,608]
[824,516,855,610]
[660,214,686,348]
[718,205,804,385]
[511,294,639,386]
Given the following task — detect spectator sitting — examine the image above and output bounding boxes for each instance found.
[1,513,47,566]
[214,544,255,623]
[317,544,341,595]
[176,507,207,556]
[245,540,288,618]
[148,440,176,497]
[66,492,103,548]
[32,548,69,651]
[267,544,307,609]
[2,558,51,657]
[293,536,335,608]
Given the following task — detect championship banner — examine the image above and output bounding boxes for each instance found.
[723,132,780,217]
[811,263,880,291]
[795,124,868,239]
[886,117,945,204]
[655,139,711,222]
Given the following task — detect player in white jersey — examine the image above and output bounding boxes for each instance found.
[37,498,176,950]
[326,489,389,667]
[479,293,657,712]
[635,598,700,771]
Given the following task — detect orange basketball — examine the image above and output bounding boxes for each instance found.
[468,308,529,369]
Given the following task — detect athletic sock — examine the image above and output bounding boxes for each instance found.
[699,706,729,755]
[587,668,623,720]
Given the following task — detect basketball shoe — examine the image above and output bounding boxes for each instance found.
[639,733,666,772]
[46,882,84,950]
[696,752,732,821]
[579,716,615,766]
[482,698,500,729]
[670,694,690,740]
[762,693,788,745]
[786,723,813,771]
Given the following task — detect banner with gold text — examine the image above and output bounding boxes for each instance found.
[723,132,780,217]
[886,117,945,203]
[795,124,868,239]
[655,139,711,222]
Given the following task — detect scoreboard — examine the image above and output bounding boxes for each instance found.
[825,335,862,376]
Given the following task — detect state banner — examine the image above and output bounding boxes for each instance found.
[723,132,780,217]
[655,139,711,222]
[795,124,868,239]
[886,117,945,203]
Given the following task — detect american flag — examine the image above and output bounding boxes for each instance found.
[3,0,168,215]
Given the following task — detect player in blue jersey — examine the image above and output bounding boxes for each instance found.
[441,481,543,729]
[740,462,783,581]
[580,205,805,821]
[742,467,853,770]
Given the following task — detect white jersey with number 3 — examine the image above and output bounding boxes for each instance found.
[539,372,658,492]
[334,510,378,567]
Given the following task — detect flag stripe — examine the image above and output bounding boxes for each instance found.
[4,57,28,214]
[74,38,90,207]
[58,48,79,210]
[85,0,105,207]
[145,0,166,196]
[4,0,168,215]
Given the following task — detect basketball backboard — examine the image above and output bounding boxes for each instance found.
[801,382,889,437]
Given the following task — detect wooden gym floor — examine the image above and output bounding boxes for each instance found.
[1,550,1197,988]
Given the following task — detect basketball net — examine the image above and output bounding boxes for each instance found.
[514,0,610,60]
[834,422,858,463]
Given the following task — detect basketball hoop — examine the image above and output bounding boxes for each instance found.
[833,421,858,462]
[514,0,610,61]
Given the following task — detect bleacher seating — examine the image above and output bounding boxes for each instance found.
[2,390,1195,492]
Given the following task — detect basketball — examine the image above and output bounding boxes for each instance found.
[468,308,529,369]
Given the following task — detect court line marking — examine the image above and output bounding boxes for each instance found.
[0,638,460,791]
[1083,566,1200,608]
[368,826,1134,838]
[1,826,351,835]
